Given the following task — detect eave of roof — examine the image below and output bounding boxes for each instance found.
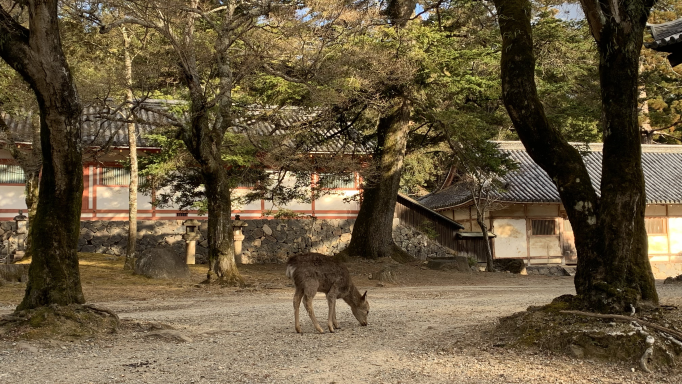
[646,18,682,52]
[1,102,371,155]
[419,141,682,211]
[397,193,465,230]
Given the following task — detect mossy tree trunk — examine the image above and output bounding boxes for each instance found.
[0,0,85,309]
[492,0,658,312]
[346,99,410,259]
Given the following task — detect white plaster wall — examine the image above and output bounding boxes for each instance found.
[493,205,525,217]
[526,204,559,217]
[265,199,311,212]
[441,210,454,220]
[648,235,669,254]
[492,218,527,258]
[95,185,153,211]
[155,186,184,210]
[670,217,682,256]
[529,236,562,257]
[0,186,27,209]
[315,191,359,211]
[232,189,262,211]
[453,208,470,222]
[138,193,153,210]
[96,186,129,210]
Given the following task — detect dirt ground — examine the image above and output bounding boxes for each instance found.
[0,254,681,384]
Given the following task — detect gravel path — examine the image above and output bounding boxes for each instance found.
[0,278,680,383]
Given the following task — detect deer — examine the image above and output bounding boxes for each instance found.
[286,253,369,334]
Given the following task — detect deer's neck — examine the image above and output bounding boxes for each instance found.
[343,284,363,306]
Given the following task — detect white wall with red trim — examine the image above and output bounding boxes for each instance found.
[0,154,362,221]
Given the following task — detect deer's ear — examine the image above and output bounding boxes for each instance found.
[362,291,367,300]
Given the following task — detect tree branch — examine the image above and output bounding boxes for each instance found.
[579,0,604,42]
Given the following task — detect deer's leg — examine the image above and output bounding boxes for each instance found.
[326,286,341,331]
[325,293,337,333]
[293,288,304,333]
[302,285,325,334]
[332,301,340,330]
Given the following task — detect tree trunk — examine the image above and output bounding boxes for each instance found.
[346,100,410,259]
[477,216,493,272]
[579,5,658,309]
[0,1,85,310]
[492,0,658,312]
[182,99,243,285]
[123,27,137,271]
[203,164,242,285]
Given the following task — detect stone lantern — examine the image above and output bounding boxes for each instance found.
[11,210,27,262]
[232,215,248,264]
[14,210,27,234]
[182,219,201,265]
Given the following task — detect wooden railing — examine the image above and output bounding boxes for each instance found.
[394,194,492,263]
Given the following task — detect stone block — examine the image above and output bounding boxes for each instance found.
[252,228,264,238]
[262,224,273,236]
[493,259,526,274]
[81,245,97,253]
[425,256,470,272]
[134,247,190,279]
[109,235,123,244]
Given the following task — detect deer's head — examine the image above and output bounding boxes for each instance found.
[351,291,369,326]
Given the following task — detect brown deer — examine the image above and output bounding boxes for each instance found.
[286,253,369,333]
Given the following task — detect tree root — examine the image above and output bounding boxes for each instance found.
[83,304,120,323]
[640,335,655,373]
[560,310,682,341]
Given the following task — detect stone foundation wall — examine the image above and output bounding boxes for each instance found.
[77,219,455,263]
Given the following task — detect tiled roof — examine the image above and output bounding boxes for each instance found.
[646,18,682,52]
[396,193,464,229]
[419,142,682,210]
[1,101,369,154]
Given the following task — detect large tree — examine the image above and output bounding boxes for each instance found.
[0,0,85,309]
[491,0,658,312]
[343,1,419,260]
[100,0,300,284]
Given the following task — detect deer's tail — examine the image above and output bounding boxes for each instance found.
[285,265,296,279]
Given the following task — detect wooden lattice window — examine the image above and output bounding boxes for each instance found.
[317,173,355,189]
[100,167,145,186]
[645,218,666,235]
[0,164,25,184]
[531,219,556,236]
